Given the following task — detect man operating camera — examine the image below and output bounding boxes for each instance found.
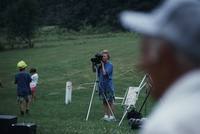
[91,50,115,122]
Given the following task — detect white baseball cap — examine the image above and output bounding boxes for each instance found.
[120,0,200,61]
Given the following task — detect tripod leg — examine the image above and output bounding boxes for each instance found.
[118,109,128,126]
[95,81,98,92]
[86,81,97,121]
[102,93,116,121]
[139,89,151,113]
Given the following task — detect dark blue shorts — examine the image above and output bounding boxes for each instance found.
[17,95,30,103]
[99,90,115,103]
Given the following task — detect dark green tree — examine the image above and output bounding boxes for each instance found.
[5,0,39,48]
[59,0,163,31]
[0,0,163,48]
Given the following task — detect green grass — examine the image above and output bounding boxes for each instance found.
[0,29,154,134]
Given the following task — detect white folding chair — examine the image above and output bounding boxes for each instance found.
[114,87,129,105]
[118,75,147,126]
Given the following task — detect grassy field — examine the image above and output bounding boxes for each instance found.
[0,28,154,134]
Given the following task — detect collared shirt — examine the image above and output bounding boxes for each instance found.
[30,73,39,88]
[98,62,114,92]
[140,70,200,134]
[15,71,31,96]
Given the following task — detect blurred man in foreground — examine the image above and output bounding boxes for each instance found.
[120,0,200,133]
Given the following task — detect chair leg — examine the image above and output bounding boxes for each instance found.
[118,110,128,126]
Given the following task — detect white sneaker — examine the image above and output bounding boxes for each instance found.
[109,116,116,121]
[102,115,109,121]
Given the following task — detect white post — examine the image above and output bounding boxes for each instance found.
[65,81,72,104]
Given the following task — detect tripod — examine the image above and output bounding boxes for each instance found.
[85,66,116,121]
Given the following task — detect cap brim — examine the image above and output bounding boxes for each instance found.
[120,11,159,36]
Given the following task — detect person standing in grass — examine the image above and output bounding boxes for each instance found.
[15,60,32,115]
[93,50,115,121]
[30,68,39,101]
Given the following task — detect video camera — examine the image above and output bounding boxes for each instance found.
[90,53,103,65]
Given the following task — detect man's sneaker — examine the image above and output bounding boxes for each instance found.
[102,115,110,121]
[109,116,116,121]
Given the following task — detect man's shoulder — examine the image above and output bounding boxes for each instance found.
[23,71,30,75]
[107,62,113,66]
[17,71,30,77]
[141,94,200,134]
[15,72,23,77]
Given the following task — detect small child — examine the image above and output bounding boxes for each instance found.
[15,60,32,115]
[30,68,39,101]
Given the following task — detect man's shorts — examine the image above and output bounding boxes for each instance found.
[17,95,30,103]
[99,90,115,103]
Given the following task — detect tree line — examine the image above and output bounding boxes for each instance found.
[0,0,162,49]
